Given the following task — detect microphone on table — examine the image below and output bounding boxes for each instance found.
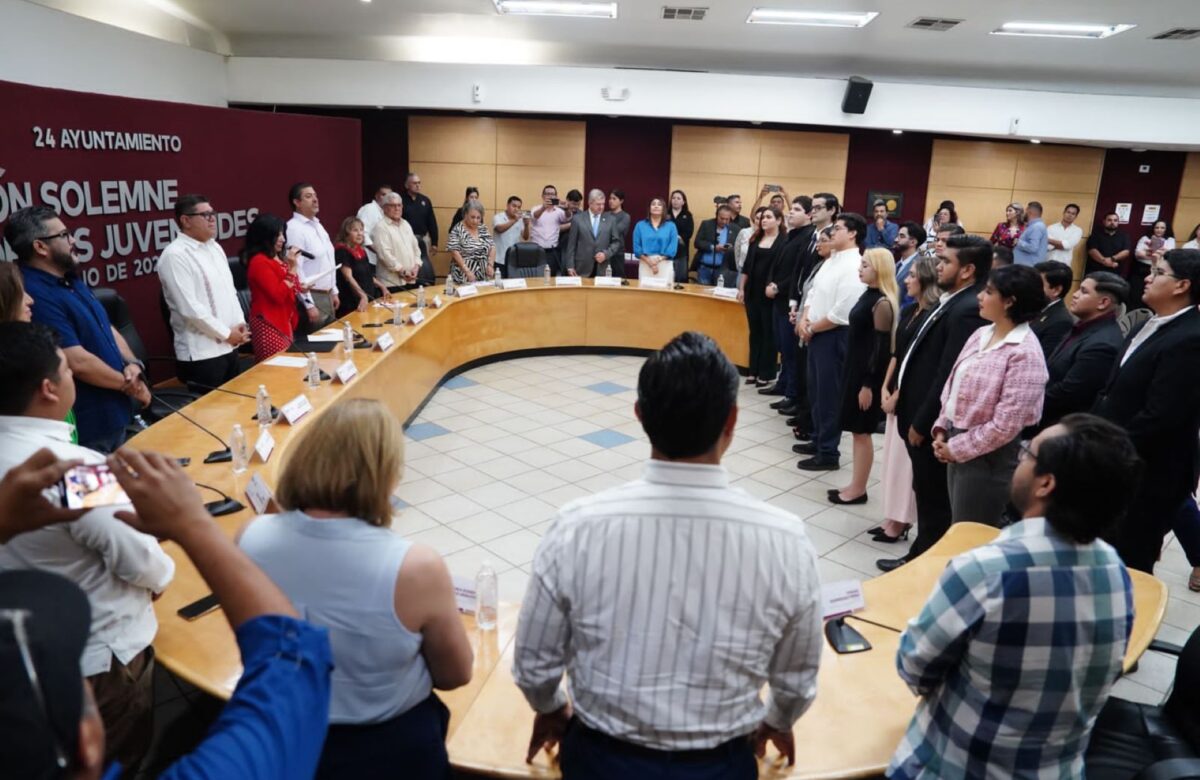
[194,482,245,517]
[148,390,234,464]
[184,382,279,423]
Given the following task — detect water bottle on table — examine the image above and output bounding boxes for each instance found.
[256,384,272,427]
[230,423,249,475]
[305,352,320,388]
[475,561,498,631]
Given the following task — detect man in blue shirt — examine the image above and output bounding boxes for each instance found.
[0,447,333,780]
[888,413,1137,779]
[865,200,899,250]
[893,222,926,309]
[4,207,149,451]
[1013,200,1049,266]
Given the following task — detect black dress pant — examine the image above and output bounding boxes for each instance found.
[905,432,953,558]
[791,343,812,433]
[1110,494,1177,573]
[176,350,240,390]
[745,298,777,381]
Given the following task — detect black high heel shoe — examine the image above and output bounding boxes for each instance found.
[828,492,868,506]
[870,526,911,543]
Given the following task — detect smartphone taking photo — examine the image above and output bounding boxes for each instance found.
[59,463,131,509]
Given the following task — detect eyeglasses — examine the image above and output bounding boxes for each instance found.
[184,211,217,221]
[1149,267,1178,279]
[1017,440,1038,463]
[0,609,68,769]
[34,231,70,243]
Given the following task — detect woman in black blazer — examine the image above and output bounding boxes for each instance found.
[667,190,694,284]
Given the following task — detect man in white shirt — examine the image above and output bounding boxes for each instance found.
[514,332,822,779]
[492,195,531,277]
[796,212,867,470]
[356,184,391,265]
[286,182,339,331]
[1046,203,1083,266]
[0,322,174,768]
[370,192,423,291]
[157,194,249,389]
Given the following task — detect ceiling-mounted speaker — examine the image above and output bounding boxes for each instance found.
[841,76,873,114]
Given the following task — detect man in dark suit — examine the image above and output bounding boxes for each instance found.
[691,205,741,285]
[760,196,814,416]
[1032,261,1076,357]
[564,189,622,278]
[1035,272,1128,432]
[1093,249,1200,573]
[878,235,990,572]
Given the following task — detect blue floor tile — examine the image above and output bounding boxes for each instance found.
[584,381,631,396]
[443,375,478,390]
[406,421,451,441]
[580,429,636,448]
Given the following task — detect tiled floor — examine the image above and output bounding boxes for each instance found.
[397,352,1199,704]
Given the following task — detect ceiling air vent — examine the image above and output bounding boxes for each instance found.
[662,6,707,21]
[1152,27,1200,40]
[907,17,964,32]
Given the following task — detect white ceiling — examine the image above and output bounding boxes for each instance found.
[27,0,1200,97]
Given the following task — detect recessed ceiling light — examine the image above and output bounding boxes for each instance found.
[493,1,618,18]
[1030,139,1042,144]
[991,21,1135,39]
[746,9,878,27]
[892,129,903,135]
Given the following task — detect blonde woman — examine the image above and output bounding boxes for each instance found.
[237,399,472,778]
[828,248,898,505]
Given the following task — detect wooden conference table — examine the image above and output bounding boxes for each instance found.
[128,281,1167,778]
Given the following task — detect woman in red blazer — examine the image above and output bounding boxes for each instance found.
[245,214,302,362]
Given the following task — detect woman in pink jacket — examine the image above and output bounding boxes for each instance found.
[932,264,1049,526]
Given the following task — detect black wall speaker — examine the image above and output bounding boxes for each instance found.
[842,76,873,114]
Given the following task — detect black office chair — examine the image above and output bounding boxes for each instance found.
[93,287,201,429]
[505,242,547,279]
[1085,626,1200,779]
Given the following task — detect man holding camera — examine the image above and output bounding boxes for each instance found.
[531,184,569,275]
[693,202,741,285]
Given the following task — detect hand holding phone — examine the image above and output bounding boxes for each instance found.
[59,463,131,510]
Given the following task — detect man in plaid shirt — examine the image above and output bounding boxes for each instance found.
[888,413,1138,779]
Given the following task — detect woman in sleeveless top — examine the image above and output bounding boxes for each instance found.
[237,399,473,779]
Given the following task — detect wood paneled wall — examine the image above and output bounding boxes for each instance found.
[668,126,849,218]
[926,140,1105,274]
[1175,153,1200,246]
[408,116,585,275]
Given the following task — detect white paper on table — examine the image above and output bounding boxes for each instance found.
[713,286,740,300]
[263,356,308,368]
[306,330,343,342]
[820,580,866,620]
[640,278,671,289]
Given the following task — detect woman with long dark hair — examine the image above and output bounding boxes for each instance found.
[737,206,783,386]
[1132,219,1175,309]
[450,187,480,230]
[666,189,694,283]
[245,213,302,361]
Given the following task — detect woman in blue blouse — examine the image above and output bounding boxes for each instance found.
[633,197,681,282]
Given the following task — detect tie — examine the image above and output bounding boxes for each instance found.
[592,214,599,237]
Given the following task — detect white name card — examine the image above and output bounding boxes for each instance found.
[640,278,671,289]
[498,278,528,290]
[409,309,426,325]
[555,275,583,286]
[375,331,395,351]
[456,284,479,298]
[280,394,313,425]
[431,295,443,308]
[334,359,358,384]
[254,429,275,463]
[452,575,477,614]
[245,473,275,515]
[820,580,867,620]
[594,276,622,287]
[713,286,740,300]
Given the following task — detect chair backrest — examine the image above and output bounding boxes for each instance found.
[1119,307,1153,337]
[1164,624,1200,751]
[228,256,248,291]
[93,287,147,365]
[506,242,546,269]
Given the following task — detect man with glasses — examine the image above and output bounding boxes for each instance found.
[1094,248,1200,572]
[158,194,249,389]
[3,206,149,452]
[889,413,1137,779]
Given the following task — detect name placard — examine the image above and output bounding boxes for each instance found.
[409,309,426,325]
[456,284,479,298]
[713,286,740,299]
[498,278,528,290]
[254,429,275,463]
[375,331,395,351]
[452,575,477,614]
[431,295,443,308]
[555,275,583,286]
[245,473,275,515]
[280,394,313,425]
[640,278,671,289]
[334,359,358,384]
[820,580,867,620]
[594,276,622,287]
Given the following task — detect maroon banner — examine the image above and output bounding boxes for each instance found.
[0,79,362,370]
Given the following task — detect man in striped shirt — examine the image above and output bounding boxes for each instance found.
[888,413,1138,779]
[513,332,823,779]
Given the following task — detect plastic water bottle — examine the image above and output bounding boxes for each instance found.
[543,264,551,285]
[393,299,404,326]
[493,265,502,284]
[230,423,249,475]
[475,562,498,631]
[444,275,454,296]
[255,384,271,428]
[604,263,612,279]
[416,285,426,310]
[342,321,354,354]
[717,273,725,289]
[666,262,675,286]
[305,352,320,388]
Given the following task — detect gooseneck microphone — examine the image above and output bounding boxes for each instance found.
[148,390,233,464]
[184,382,279,422]
[195,482,245,517]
